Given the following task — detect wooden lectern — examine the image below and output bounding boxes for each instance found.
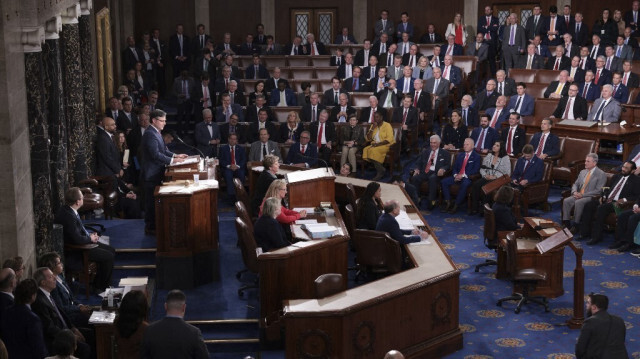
[285,167,336,208]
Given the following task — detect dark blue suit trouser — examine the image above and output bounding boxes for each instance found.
[615,210,640,243]
[410,171,441,201]
[144,181,157,229]
[441,176,472,205]
[223,167,246,196]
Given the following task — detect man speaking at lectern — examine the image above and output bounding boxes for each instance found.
[142,109,188,235]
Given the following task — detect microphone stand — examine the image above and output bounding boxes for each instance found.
[173,133,206,158]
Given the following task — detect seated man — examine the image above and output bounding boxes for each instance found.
[194,108,220,158]
[309,110,337,166]
[53,187,116,292]
[586,84,621,122]
[215,93,244,123]
[473,79,499,111]
[329,93,356,123]
[506,82,534,116]
[409,135,451,210]
[581,161,640,246]
[543,70,570,99]
[471,114,498,154]
[626,143,640,175]
[219,133,246,200]
[269,79,297,107]
[248,109,277,143]
[552,83,589,120]
[376,200,427,245]
[578,70,601,102]
[610,72,630,103]
[248,128,282,163]
[219,113,247,144]
[440,138,481,214]
[285,131,318,168]
[510,144,544,191]
[529,117,560,159]
[391,95,419,152]
[342,66,368,92]
[485,95,509,129]
[561,153,607,234]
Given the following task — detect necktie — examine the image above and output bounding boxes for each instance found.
[580,169,592,194]
[413,91,419,107]
[225,108,230,122]
[262,144,267,158]
[230,125,235,134]
[301,145,305,154]
[563,97,573,119]
[231,146,236,165]
[606,57,611,70]
[204,86,209,107]
[402,108,408,125]
[403,79,409,93]
[527,55,532,69]
[635,11,638,23]
[178,35,183,56]
[294,46,298,55]
[225,79,229,91]
[570,67,576,79]
[443,66,449,79]
[486,18,492,39]
[425,150,436,172]
[520,160,530,181]
[534,16,538,29]
[447,46,452,55]
[49,295,68,329]
[337,57,340,65]
[555,82,564,95]
[617,46,622,57]
[431,34,434,42]
[404,43,408,54]
[200,35,204,48]
[463,108,467,125]
[490,109,500,127]
[230,92,234,104]
[595,70,601,84]
[499,82,503,94]
[554,58,560,71]
[624,72,629,86]
[131,48,139,61]
[334,92,338,104]
[476,129,486,151]
[410,55,415,67]
[312,107,316,122]
[577,23,580,33]
[515,96,522,112]
[381,43,386,54]
[317,123,324,147]
[608,176,625,200]
[369,108,375,123]
[579,58,584,69]
[583,83,589,97]
[594,99,607,121]
[565,16,569,27]
[387,55,392,66]
[536,46,540,55]
[433,79,439,93]
[254,66,258,79]
[509,25,515,46]
[312,43,317,55]
[352,78,358,91]
[549,17,556,40]
[507,127,514,154]
[459,152,470,176]
[536,133,547,156]
[370,67,375,79]
[614,85,618,95]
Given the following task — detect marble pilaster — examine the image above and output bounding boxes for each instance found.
[79,14,96,176]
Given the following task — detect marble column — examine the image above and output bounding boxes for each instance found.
[60,4,88,185]
[43,16,69,213]
[24,26,54,254]
[79,1,96,176]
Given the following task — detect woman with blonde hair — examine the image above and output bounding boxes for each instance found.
[445,13,468,46]
[259,179,307,225]
[412,56,433,80]
[279,111,303,144]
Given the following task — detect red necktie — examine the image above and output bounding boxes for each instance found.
[425,150,436,172]
[583,83,589,98]
[624,72,629,86]
[413,91,419,107]
[369,108,375,123]
[230,146,236,165]
[506,127,514,154]
[443,66,449,79]
[536,133,547,156]
[595,70,601,84]
[225,79,229,90]
[563,97,573,119]
[402,108,408,125]
[317,123,324,148]
[553,58,560,71]
[301,145,306,154]
[476,129,486,151]
[459,153,470,176]
[579,58,584,69]
[490,109,500,128]
[486,18,491,39]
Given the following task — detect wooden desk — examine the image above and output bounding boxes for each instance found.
[282,177,462,358]
[496,217,565,298]
[520,117,640,159]
[247,162,303,198]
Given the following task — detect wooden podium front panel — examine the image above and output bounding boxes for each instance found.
[288,177,335,208]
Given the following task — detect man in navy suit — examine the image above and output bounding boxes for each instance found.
[334,27,357,44]
[501,113,527,156]
[553,83,589,120]
[215,93,245,123]
[524,5,545,41]
[485,96,510,129]
[510,144,544,191]
[305,33,327,55]
[531,36,553,58]
[192,74,215,124]
[95,117,122,181]
[420,24,444,44]
[570,13,590,46]
[529,117,560,159]
[473,80,499,111]
[396,12,415,39]
[456,95,479,127]
[141,110,188,233]
[593,56,612,86]
[441,35,463,56]
[219,133,246,199]
[169,24,190,78]
[285,131,318,168]
[441,55,462,90]
[237,34,260,56]
[270,80,297,106]
[471,114,499,153]
[410,135,451,209]
[478,5,500,44]
[376,201,427,245]
[441,138,481,213]
[579,70,601,101]
[543,6,565,46]
[194,109,220,158]
[507,83,534,116]
[245,54,269,79]
[611,72,630,103]
[396,66,415,95]
[567,55,586,83]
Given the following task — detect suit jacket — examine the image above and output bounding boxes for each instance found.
[529,132,560,156]
[495,78,517,97]
[457,106,479,127]
[334,34,357,44]
[578,56,596,71]
[194,121,220,158]
[32,289,74,352]
[615,44,634,61]
[485,107,510,129]
[50,276,83,325]
[451,150,481,176]
[213,76,241,93]
[588,44,606,60]
[214,42,237,56]
[172,76,196,104]
[253,170,277,211]
[376,212,420,245]
[122,47,145,72]
[544,56,570,71]
[478,15,500,41]
[553,96,589,119]
[322,88,348,106]
[571,167,607,197]
[500,126,527,155]
[54,205,94,246]
[466,42,489,62]
[218,144,246,170]
[359,106,387,123]
[150,38,167,62]
[248,121,277,143]
[372,40,393,57]
[342,76,368,92]
[262,43,283,55]
[336,63,356,79]
[471,127,498,150]
[396,77,416,94]
[612,84,630,103]
[578,82,601,101]
[535,44,553,58]
[542,15,566,45]
[214,104,245,123]
[141,125,174,183]
[441,65,462,86]
[141,317,209,359]
[424,77,450,100]
[362,66,381,80]
[420,32,444,44]
[191,34,211,56]
[245,64,269,79]
[378,51,398,67]
[169,33,190,61]
[604,56,623,73]
[473,90,499,111]
[570,22,590,46]
[269,88,297,106]
[501,24,527,51]
[593,68,612,86]
[402,52,424,67]
[544,81,570,98]
[299,103,327,123]
[283,43,304,56]
[330,55,345,66]
[507,94,535,116]
[623,71,640,88]
[218,90,245,107]
[192,56,217,80]
[254,215,289,251]
[412,147,451,175]
[248,140,282,162]
[567,67,586,84]
[392,106,419,127]
[219,123,247,144]
[0,304,48,359]
[374,19,395,41]
[95,128,121,177]
[524,14,545,41]
[575,310,628,359]
[245,105,275,123]
[511,155,544,183]
[625,36,640,49]
[310,121,337,145]
[192,82,216,113]
[354,49,373,67]
[493,202,519,232]
[285,142,318,167]
[330,105,357,123]
[606,173,640,202]
[587,97,622,122]
[237,42,261,56]
[305,41,327,55]
[624,9,640,33]
[411,90,432,114]
[396,22,415,39]
[376,89,400,108]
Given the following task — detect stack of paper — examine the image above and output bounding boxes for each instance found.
[394,211,415,231]
[89,310,116,324]
[302,223,339,239]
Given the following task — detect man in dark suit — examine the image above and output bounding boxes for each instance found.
[245,54,269,79]
[570,13,590,46]
[115,97,137,134]
[141,290,209,359]
[362,55,381,81]
[378,44,399,68]
[545,46,570,70]
[172,70,195,135]
[532,36,553,58]
[285,131,318,167]
[420,24,444,44]
[309,110,337,164]
[169,24,190,78]
[578,70,602,101]
[194,109,220,158]
[594,56,613,86]
[410,135,451,209]
[323,77,347,106]
[215,33,237,58]
[334,27,357,44]
[621,60,640,88]
[32,267,91,359]
[502,13,527,74]
[524,5,545,41]
[501,113,526,156]
[402,44,423,68]
[623,27,639,49]
[299,93,326,122]
[216,55,243,80]
[359,96,387,123]
[245,94,274,123]
[567,55,586,83]
[494,70,517,96]
[0,278,48,359]
[441,55,462,90]
[248,109,277,143]
[604,46,623,73]
[95,117,122,182]
[575,294,629,359]
[0,267,16,320]
[478,5,500,43]
[284,35,305,56]
[269,80,297,106]
[330,93,356,123]
[529,117,560,159]
[485,96,510,129]
[330,48,345,66]
[544,70,571,98]
[510,144,544,190]
[262,35,283,55]
[441,138,482,213]
[342,66,367,92]
[625,2,640,35]
[150,29,167,95]
[471,114,498,153]
[305,33,327,55]
[219,114,246,144]
[372,33,392,57]
[425,67,450,118]
[192,74,215,124]
[218,80,245,107]
[215,93,244,123]
[553,83,589,119]
[336,53,355,79]
[543,6,566,46]
[122,36,144,73]
[507,83,535,116]
[191,24,210,58]
[141,110,188,233]
[396,66,415,95]
[237,34,260,56]
[441,35,464,56]
[392,95,418,152]
[192,49,216,81]
[458,95,478,127]
[219,133,246,199]
[376,201,425,245]
[517,44,545,69]
[611,72,630,103]
[410,79,432,122]
[377,78,400,108]
[473,79,499,110]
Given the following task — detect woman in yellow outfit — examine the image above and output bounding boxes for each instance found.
[363,112,395,180]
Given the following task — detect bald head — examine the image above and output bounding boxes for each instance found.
[384,350,405,359]
[0,268,16,292]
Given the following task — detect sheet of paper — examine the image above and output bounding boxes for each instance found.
[89,311,116,324]
[542,228,558,235]
[292,241,317,248]
[292,208,316,213]
[170,155,199,166]
[411,219,424,226]
[97,235,110,246]
[295,219,318,224]
[158,185,185,194]
[252,166,265,172]
[123,149,129,164]
[119,277,148,286]
[395,210,415,231]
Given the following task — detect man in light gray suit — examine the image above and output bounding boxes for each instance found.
[562,153,607,233]
[501,13,527,75]
[248,128,282,162]
[586,85,621,122]
[466,33,489,62]
[374,10,395,42]
[425,67,450,106]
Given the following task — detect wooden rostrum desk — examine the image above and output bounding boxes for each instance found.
[280,176,462,358]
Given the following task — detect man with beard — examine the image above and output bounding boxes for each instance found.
[575,293,628,359]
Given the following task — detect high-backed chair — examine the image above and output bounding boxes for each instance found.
[534,69,561,84]
[315,67,338,80]
[525,83,549,99]
[234,217,259,296]
[352,229,403,281]
[77,176,117,219]
[475,204,498,272]
[508,69,537,83]
[518,159,553,217]
[497,233,549,314]
[552,137,596,184]
[64,241,98,299]
[77,186,104,219]
[233,178,253,220]
[350,92,374,107]
[314,273,344,298]
[343,204,357,239]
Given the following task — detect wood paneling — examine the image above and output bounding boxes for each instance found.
[574,1,630,33]
[133,0,195,40]
[274,0,353,45]
[210,1,262,44]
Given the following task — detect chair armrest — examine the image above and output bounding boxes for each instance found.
[79,187,93,195]
[77,178,99,187]
[561,190,571,198]
[84,223,105,234]
[567,159,586,168]
[64,243,98,251]
[546,152,562,163]
[468,173,482,181]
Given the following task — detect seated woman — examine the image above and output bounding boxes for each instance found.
[252,155,280,214]
[412,56,433,81]
[248,80,269,106]
[356,181,383,230]
[441,109,468,150]
[363,112,395,181]
[493,186,519,233]
[279,111,304,144]
[114,290,149,359]
[339,115,365,177]
[470,140,511,215]
[259,179,307,225]
[254,197,290,252]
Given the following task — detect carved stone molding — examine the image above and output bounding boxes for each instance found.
[22,26,45,53]
[80,0,93,16]
[61,3,80,24]
[45,15,62,40]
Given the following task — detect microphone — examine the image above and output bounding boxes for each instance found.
[173,133,206,158]
[296,152,330,173]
